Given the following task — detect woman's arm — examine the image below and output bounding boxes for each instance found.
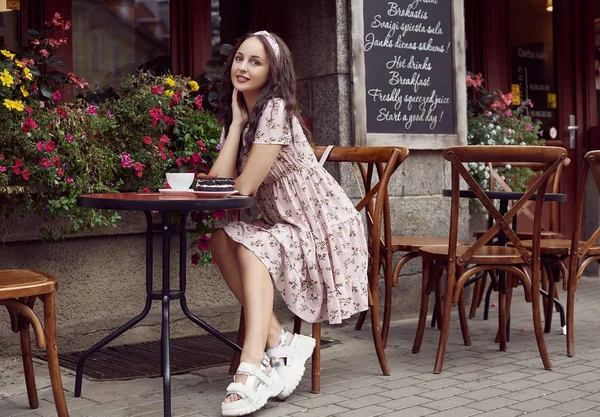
[235,144,283,195]
[209,124,243,179]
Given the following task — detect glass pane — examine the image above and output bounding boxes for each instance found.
[72,0,170,94]
[509,0,556,140]
[0,9,21,52]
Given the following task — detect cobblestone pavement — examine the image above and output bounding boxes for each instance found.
[2,276,600,417]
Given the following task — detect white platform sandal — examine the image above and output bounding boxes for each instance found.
[221,358,284,416]
[266,333,316,400]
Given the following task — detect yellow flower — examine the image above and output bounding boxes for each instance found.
[3,99,24,111]
[1,49,15,59]
[189,80,199,92]
[23,67,32,81]
[14,60,23,68]
[165,77,175,87]
[20,86,29,97]
[164,90,174,97]
[0,69,14,87]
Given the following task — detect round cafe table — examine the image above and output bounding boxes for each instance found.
[74,192,255,417]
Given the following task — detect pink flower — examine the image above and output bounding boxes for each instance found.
[53,155,61,167]
[43,141,56,152]
[40,158,52,168]
[24,117,38,129]
[197,235,210,250]
[106,110,114,119]
[21,169,30,180]
[14,159,23,167]
[36,142,42,152]
[197,140,205,148]
[57,167,64,177]
[151,85,164,95]
[0,154,4,160]
[56,108,68,118]
[120,152,132,168]
[195,95,203,109]
[191,253,200,265]
[142,187,150,193]
[51,91,62,101]
[466,73,483,88]
[149,107,163,119]
[162,115,176,125]
[134,161,143,171]
[159,135,170,144]
[190,152,202,166]
[40,49,49,58]
[504,110,512,117]
[65,134,74,142]
[66,177,73,184]
[501,92,513,107]
[176,158,185,167]
[212,210,226,220]
[87,105,97,115]
[0,166,6,172]
[525,124,533,131]
[39,101,45,109]
[24,106,32,114]
[143,136,153,145]
[12,166,19,175]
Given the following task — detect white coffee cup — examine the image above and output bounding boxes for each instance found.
[166,173,195,190]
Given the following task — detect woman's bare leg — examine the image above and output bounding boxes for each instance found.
[210,230,286,403]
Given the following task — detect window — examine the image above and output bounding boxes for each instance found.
[71,0,170,92]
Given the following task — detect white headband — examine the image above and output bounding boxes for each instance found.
[254,30,280,59]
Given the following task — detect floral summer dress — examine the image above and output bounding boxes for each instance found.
[220,98,369,324]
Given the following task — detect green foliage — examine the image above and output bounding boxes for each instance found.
[466,72,544,191]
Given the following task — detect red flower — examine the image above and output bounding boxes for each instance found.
[162,115,176,125]
[191,253,200,265]
[0,154,4,160]
[24,106,32,114]
[57,167,64,177]
[53,155,61,167]
[159,135,170,144]
[151,85,164,95]
[197,235,210,250]
[51,91,62,101]
[12,166,20,175]
[14,159,23,167]
[21,169,30,180]
[143,136,153,145]
[66,177,73,184]
[56,108,68,118]
[195,95,203,109]
[40,158,52,169]
[43,141,56,152]
[142,187,150,193]
[197,140,205,148]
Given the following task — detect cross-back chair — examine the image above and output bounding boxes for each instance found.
[516,150,600,356]
[469,158,571,320]
[0,269,69,416]
[414,145,566,374]
[230,145,408,393]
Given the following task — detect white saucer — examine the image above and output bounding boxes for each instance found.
[158,189,195,197]
[192,190,239,198]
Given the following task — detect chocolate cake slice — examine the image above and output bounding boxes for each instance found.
[195,177,235,192]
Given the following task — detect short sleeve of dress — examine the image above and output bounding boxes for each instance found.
[253,99,292,145]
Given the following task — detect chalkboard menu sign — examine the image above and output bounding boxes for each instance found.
[362,0,456,135]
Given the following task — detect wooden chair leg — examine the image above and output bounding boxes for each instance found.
[457,290,471,346]
[412,258,431,354]
[566,270,577,357]
[293,315,302,334]
[433,265,456,374]
[354,310,367,330]
[498,287,507,352]
[368,266,391,376]
[530,267,552,370]
[229,308,244,375]
[311,322,321,393]
[41,293,69,417]
[434,271,443,330]
[544,267,556,334]
[20,324,39,409]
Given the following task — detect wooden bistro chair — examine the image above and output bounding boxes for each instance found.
[469,158,570,321]
[517,150,600,356]
[0,269,69,416]
[414,145,566,374]
[230,146,409,393]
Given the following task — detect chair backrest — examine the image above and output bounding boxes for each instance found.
[313,146,409,292]
[570,150,600,277]
[444,145,567,268]
[488,158,571,232]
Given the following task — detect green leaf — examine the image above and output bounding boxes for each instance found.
[25,29,42,40]
[40,83,53,98]
[45,55,67,68]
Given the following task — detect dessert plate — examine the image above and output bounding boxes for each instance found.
[192,190,239,198]
[158,189,195,197]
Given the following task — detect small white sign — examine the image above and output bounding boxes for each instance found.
[549,127,557,139]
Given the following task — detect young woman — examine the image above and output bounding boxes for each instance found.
[207,31,369,416]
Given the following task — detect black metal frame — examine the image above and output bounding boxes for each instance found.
[74,194,253,417]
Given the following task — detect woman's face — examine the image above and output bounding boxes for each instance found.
[231,36,270,96]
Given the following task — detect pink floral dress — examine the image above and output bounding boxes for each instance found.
[220,98,369,324]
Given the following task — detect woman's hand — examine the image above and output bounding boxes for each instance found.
[198,172,218,179]
[231,89,248,128]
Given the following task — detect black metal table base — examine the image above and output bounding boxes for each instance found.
[73,211,242,417]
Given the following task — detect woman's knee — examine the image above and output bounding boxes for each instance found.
[210,229,230,259]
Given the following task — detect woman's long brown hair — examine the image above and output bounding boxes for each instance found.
[218,32,312,164]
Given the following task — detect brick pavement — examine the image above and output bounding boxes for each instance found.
[2,276,600,417]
